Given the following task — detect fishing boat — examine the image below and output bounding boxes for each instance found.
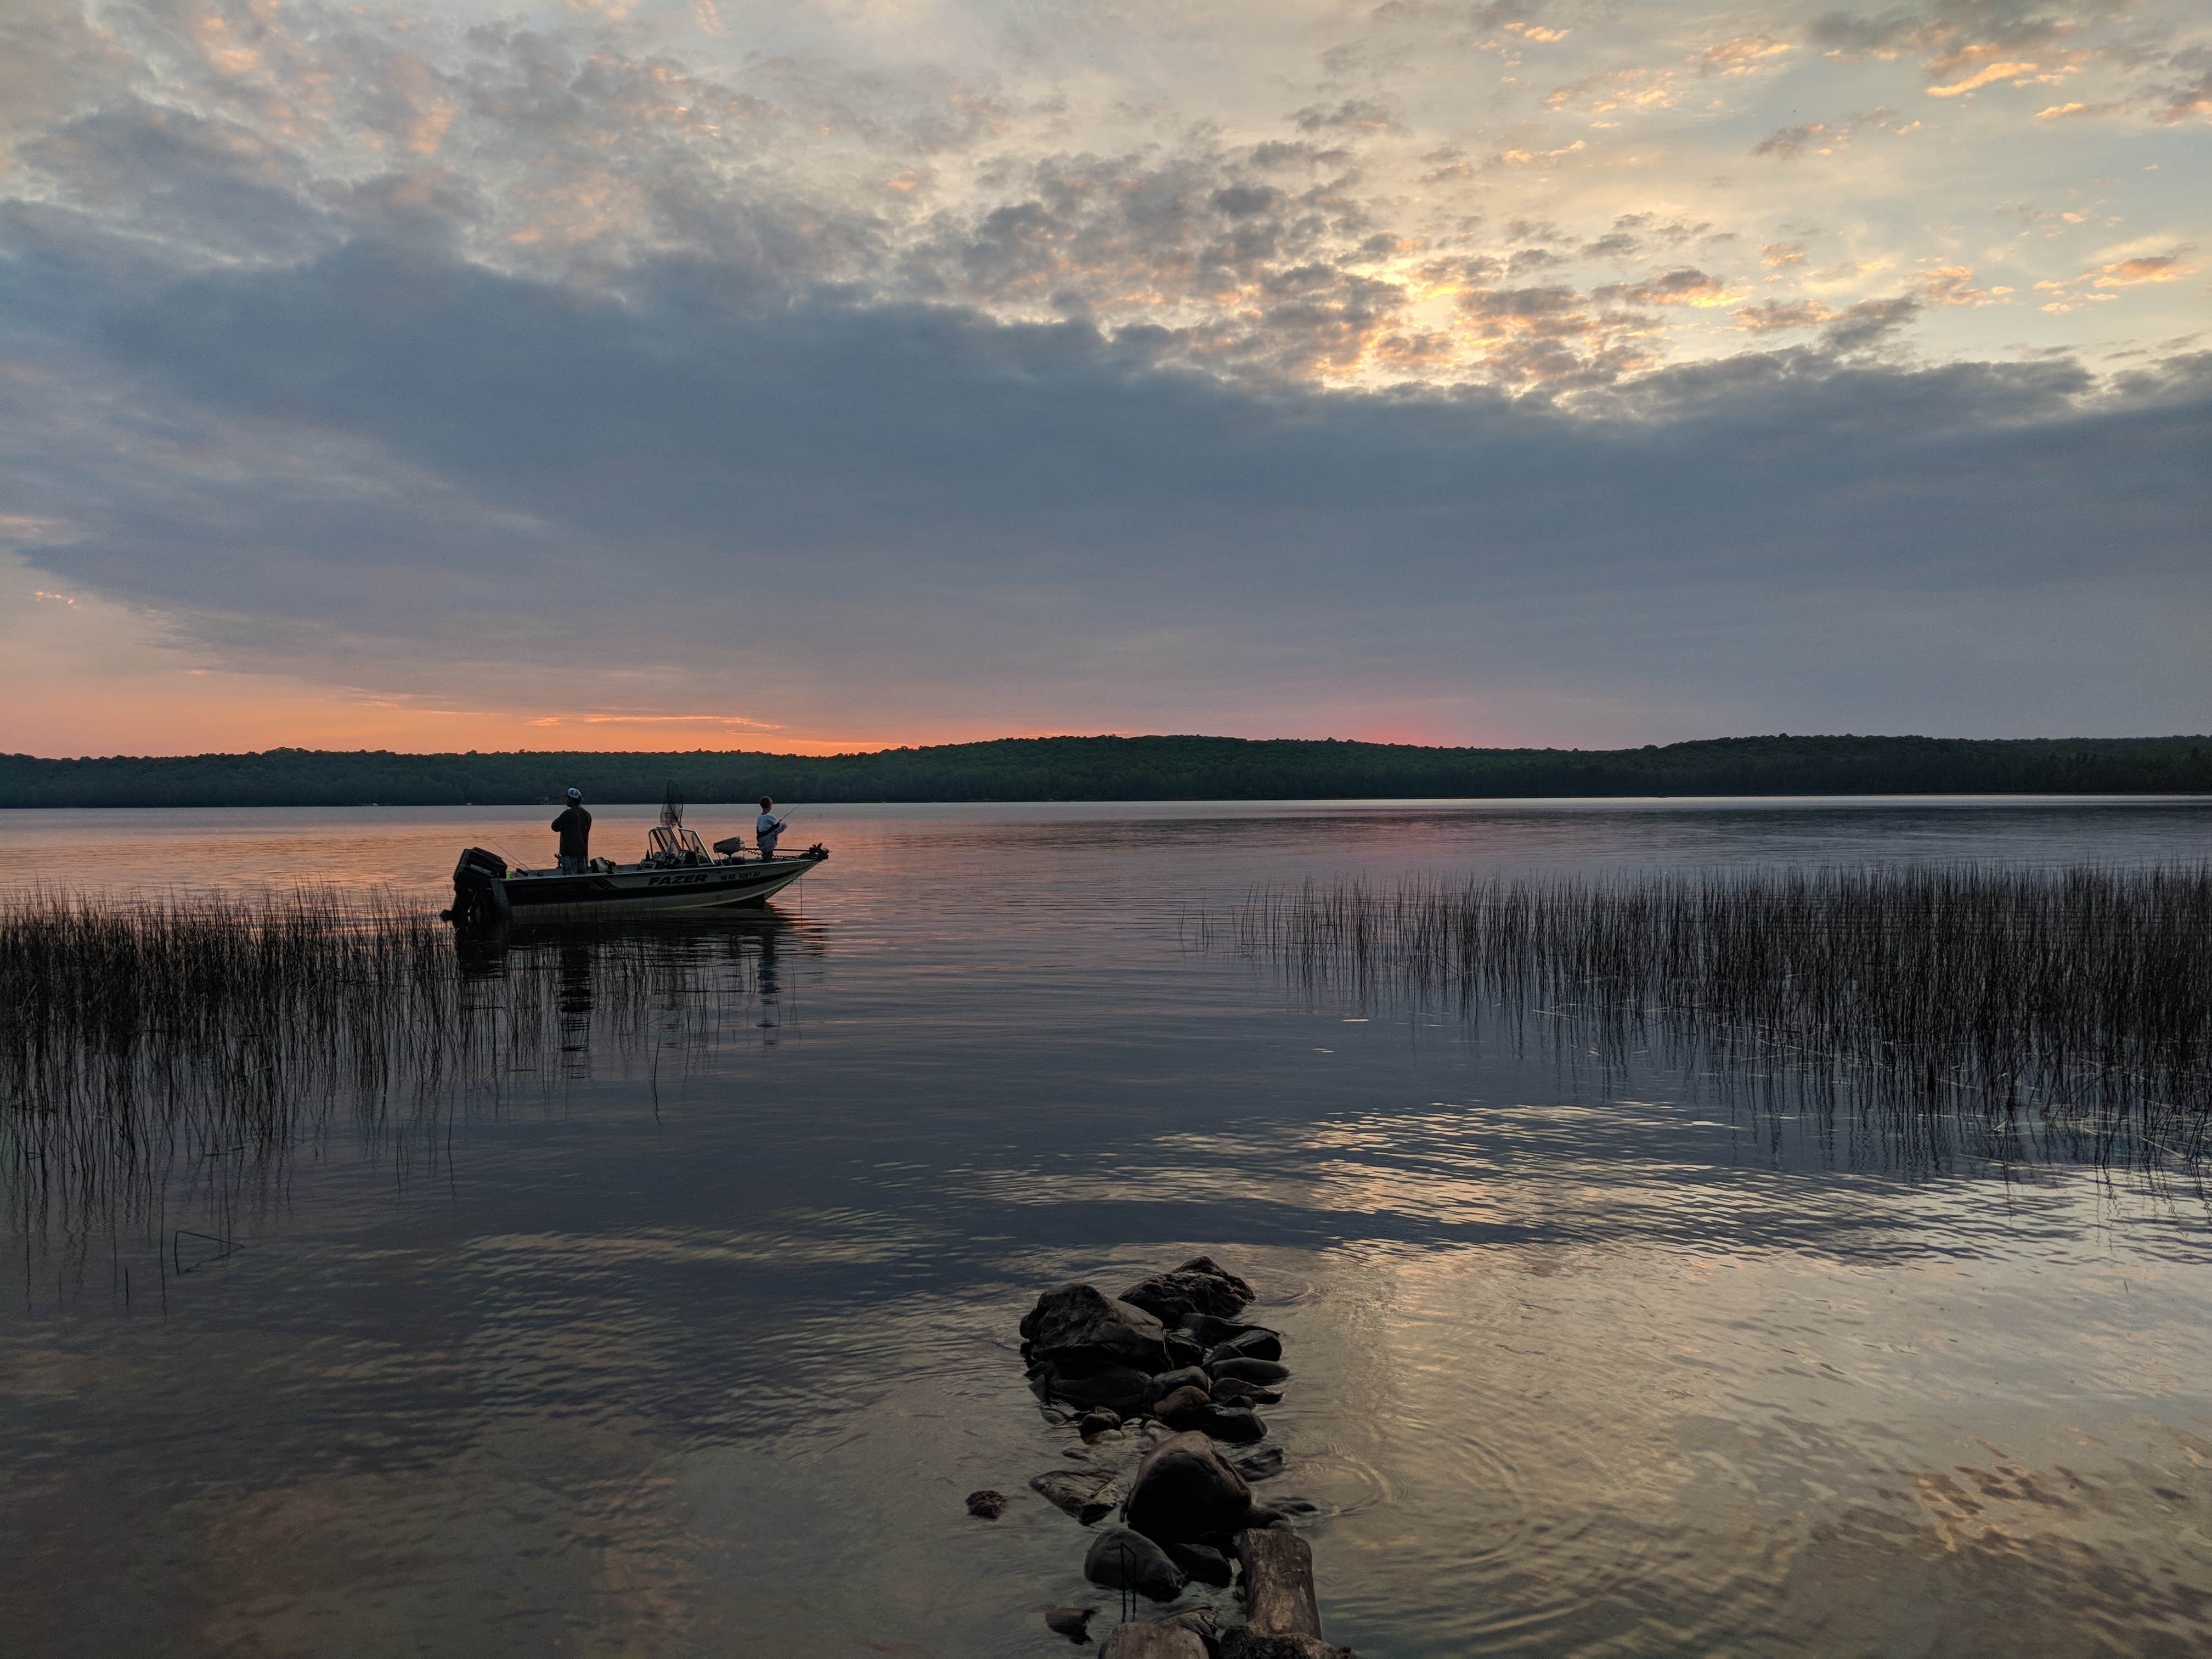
[445,786,826,929]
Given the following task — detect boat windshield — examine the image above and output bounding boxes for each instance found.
[646,825,709,863]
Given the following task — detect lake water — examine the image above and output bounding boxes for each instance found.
[4,797,2210,1658]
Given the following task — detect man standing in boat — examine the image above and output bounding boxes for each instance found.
[551,787,592,874]
[756,797,786,860]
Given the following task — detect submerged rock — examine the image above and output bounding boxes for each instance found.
[1203,1326,1284,1363]
[1149,1366,1211,1397]
[1163,1539,1234,1585]
[1211,1376,1283,1407]
[1031,1362,1160,1415]
[1197,1405,1267,1443]
[1176,1312,1262,1348]
[964,1489,1009,1519]
[1031,1468,1121,1525]
[1207,1357,1289,1386]
[1024,1284,1173,1376]
[1153,1385,1215,1430]
[1124,1429,1254,1544]
[1084,1527,1188,1602]
[1119,1256,1255,1326]
[1231,1327,1284,1362]
[1233,1446,1286,1482]
[1045,1606,1098,1643]
[1164,1333,1207,1370]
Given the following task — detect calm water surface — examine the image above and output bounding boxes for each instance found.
[5,797,2210,1658]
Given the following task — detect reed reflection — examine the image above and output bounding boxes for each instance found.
[1189,862,2212,1179]
[1,889,825,1262]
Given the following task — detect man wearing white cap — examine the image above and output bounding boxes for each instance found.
[551,787,592,873]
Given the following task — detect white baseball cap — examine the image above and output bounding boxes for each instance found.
[565,787,583,800]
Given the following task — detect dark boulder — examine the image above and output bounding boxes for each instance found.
[1150,1366,1211,1397]
[1165,1334,1207,1369]
[1197,1406,1267,1443]
[1153,1385,1215,1430]
[1084,1527,1188,1602]
[965,1489,1009,1519]
[1163,1539,1234,1585]
[1119,1256,1255,1326]
[1023,1284,1173,1376]
[1125,1429,1254,1544]
[1078,1408,1124,1440]
[1207,1357,1289,1386]
[1204,1328,1283,1363]
[1031,1468,1120,1525]
[1031,1362,1160,1415]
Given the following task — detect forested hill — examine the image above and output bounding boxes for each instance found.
[5,734,2210,808]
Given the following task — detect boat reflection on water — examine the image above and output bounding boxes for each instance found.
[452,910,815,1073]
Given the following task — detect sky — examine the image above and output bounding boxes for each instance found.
[1,0,2206,758]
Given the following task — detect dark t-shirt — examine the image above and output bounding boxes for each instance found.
[551,805,591,858]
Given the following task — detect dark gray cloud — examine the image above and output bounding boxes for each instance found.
[4,193,2207,738]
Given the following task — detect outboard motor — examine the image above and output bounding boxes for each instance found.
[445,847,510,930]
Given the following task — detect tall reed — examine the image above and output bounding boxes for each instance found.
[1188,863,2212,1166]
[1,887,789,1244]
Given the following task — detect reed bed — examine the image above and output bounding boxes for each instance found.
[1188,863,2212,1166]
[1,886,783,1244]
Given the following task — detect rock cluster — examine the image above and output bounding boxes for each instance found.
[981,1255,1352,1656]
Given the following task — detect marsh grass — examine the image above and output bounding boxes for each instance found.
[1188,863,2212,1169]
[2,886,789,1249]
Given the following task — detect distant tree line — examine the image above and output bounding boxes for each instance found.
[5,733,2210,809]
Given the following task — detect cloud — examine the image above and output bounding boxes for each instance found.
[1597,268,1747,308]
[1701,35,1793,76]
[1735,299,1836,331]
[1926,59,2041,97]
[2091,255,2188,286]
[1821,296,1922,349]
[1291,98,1401,134]
[1752,107,1918,156]
[2152,47,2212,123]
[2034,100,2128,119]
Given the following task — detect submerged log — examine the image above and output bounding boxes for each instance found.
[1235,1527,1323,1639]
